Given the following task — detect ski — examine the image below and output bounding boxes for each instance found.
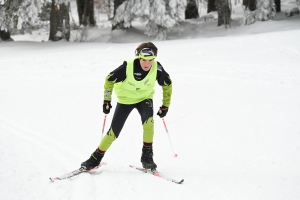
[50,162,107,182]
[129,165,184,184]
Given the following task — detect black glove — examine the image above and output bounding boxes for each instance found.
[157,106,168,118]
[103,101,112,114]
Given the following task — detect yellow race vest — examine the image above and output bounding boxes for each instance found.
[114,59,157,104]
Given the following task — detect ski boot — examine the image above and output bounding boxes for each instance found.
[141,144,157,171]
[81,148,104,171]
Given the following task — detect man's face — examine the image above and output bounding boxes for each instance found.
[140,59,154,71]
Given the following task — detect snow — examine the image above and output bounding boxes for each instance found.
[1,1,300,200]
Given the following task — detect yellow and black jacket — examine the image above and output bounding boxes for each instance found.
[103,58,172,107]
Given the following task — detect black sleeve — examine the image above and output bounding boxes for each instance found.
[107,61,127,83]
[156,62,172,86]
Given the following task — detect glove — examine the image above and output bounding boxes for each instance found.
[103,101,112,114]
[157,106,168,118]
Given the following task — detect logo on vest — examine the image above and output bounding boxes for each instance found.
[128,81,135,86]
[144,79,151,87]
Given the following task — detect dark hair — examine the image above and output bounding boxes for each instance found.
[135,42,158,56]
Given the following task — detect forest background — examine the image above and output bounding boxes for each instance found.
[1,0,300,42]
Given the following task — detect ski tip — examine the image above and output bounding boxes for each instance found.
[176,179,184,184]
[50,177,60,182]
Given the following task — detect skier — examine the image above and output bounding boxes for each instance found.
[81,42,172,171]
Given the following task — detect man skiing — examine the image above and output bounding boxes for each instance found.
[81,42,172,171]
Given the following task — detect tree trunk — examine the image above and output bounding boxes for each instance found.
[76,0,96,26]
[274,0,281,12]
[185,0,199,19]
[207,0,217,13]
[243,0,256,11]
[49,1,70,41]
[216,0,231,27]
[0,30,13,41]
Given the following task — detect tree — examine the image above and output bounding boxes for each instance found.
[243,0,256,11]
[76,0,96,26]
[39,2,52,21]
[113,0,126,17]
[216,0,231,27]
[113,0,187,40]
[243,0,256,24]
[274,0,280,12]
[0,0,43,41]
[111,0,126,29]
[0,30,12,41]
[49,0,70,41]
[255,0,276,21]
[185,0,199,19]
[207,0,217,13]
[244,0,276,25]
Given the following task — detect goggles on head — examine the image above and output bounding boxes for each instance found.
[138,48,156,60]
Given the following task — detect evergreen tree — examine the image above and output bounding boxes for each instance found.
[39,2,52,21]
[0,0,43,40]
[244,0,276,25]
[255,0,276,21]
[112,0,187,40]
[113,0,126,17]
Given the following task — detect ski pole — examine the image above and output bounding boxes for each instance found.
[161,118,178,157]
[101,114,107,139]
[101,103,110,139]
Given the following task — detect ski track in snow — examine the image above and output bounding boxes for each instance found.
[0,119,72,200]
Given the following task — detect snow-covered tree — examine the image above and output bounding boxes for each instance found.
[0,0,43,40]
[194,0,207,18]
[244,0,276,25]
[113,0,126,18]
[255,0,276,21]
[112,0,187,40]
